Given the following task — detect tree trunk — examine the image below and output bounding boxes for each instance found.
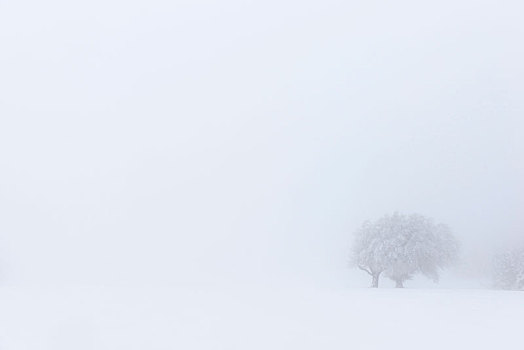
[395,280,404,288]
[371,272,381,288]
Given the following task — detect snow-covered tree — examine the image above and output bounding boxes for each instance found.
[493,247,524,291]
[351,213,459,288]
[350,218,391,288]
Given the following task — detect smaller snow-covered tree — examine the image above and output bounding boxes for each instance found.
[493,247,524,291]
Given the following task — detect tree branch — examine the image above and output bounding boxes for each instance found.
[357,265,373,276]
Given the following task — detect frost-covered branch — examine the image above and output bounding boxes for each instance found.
[357,265,373,276]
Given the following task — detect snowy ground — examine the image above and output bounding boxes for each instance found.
[0,285,522,350]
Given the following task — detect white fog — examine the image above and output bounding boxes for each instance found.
[0,0,523,348]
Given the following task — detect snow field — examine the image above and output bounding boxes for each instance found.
[0,286,522,350]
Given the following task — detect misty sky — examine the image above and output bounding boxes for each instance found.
[1,0,523,286]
